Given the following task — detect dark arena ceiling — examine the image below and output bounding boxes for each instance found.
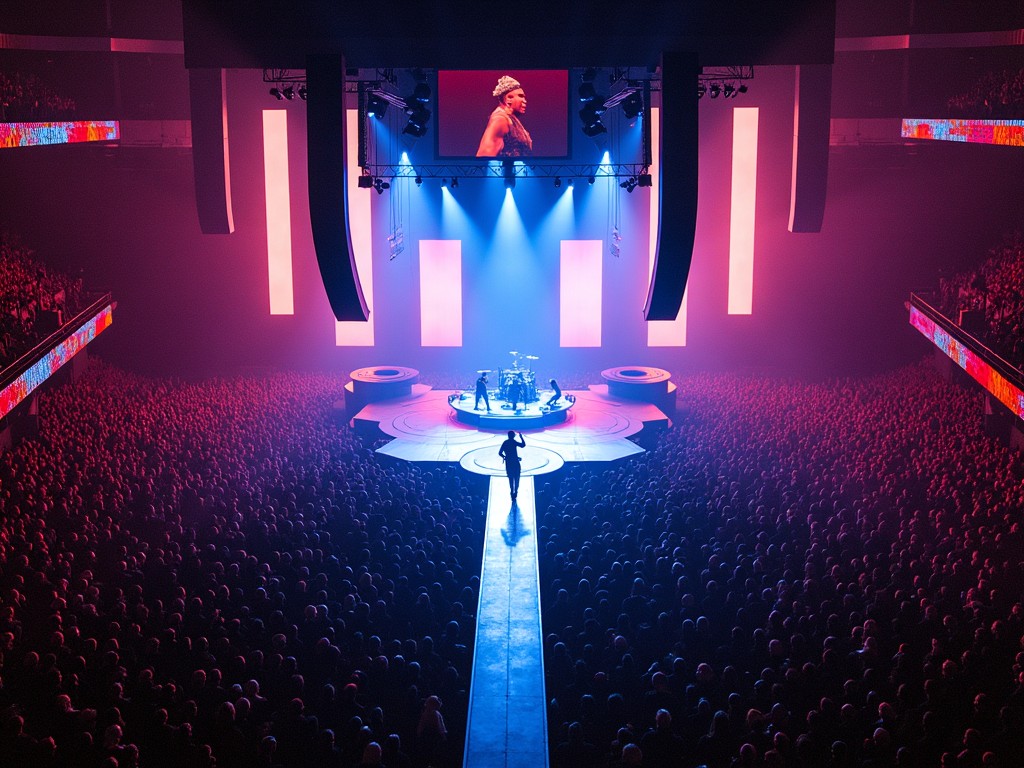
[179,0,838,70]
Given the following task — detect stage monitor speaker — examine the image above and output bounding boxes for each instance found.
[788,64,832,233]
[188,68,235,234]
[306,54,369,322]
[644,51,698,322]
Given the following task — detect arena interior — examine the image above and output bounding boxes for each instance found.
[3,1,1024,767]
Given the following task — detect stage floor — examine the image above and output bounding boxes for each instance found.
[351,384,669,475]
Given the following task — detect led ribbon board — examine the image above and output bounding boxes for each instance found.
[910,305,1024,419]
[901,118,1024,147]
[0,304,113,419]
[0,121,120,148]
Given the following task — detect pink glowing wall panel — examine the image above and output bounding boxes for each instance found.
[561,240,602,347]
[419,240,463,347]
[0,120,119,148]
[910,305,1024,418]
[729,107,759,315]
[901,118,1024,146]
[646,108,688,346]
[263,110,294,315]
[0,304,113,419]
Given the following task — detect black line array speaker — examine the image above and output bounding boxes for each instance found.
[788,64,832,233]
[306,54,369,321]
[644,51,699,321]
[189,68,235,234]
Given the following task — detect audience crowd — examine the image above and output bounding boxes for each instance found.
[0,363,486,767]
[541,363,1024,768]
[0,71,77,122]
[938,232,1024,368]
[0,238,85,368]
[947,67,1024,119]
[2,354,1022,768]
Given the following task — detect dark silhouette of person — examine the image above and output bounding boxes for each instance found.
[508,374,525,411]
[498,430,525,499]
[546,378,562,408]
[475,373,490,411]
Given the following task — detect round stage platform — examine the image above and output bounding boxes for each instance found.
[449,390,574,430]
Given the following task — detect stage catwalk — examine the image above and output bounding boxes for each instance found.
[463,477,548,768]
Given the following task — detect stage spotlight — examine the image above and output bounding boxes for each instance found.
[357,173,374,189]
[373,178,390,195]
[620,177,638,193]
[298,85,307,100]
[451,177,458,188]
[697,83,706,99]
[723,83,735,98]
[403,101,431,137]
[709,84,721,98]
[366,93,388,119]
[587,176,595,185]
[441,178,448,188]
[413,82,431,103]
[568,178,575,188]
[414,176,422,187]
[502,159,515,189]
[579,96,607,137]
[554,177,562,188]
[269,87,284,100]
[637,173,652,187]
[622,92,643,120]
[578,81,596,101]
[282,86,295,100]
[738,84,748,94]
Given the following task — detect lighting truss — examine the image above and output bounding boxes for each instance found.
[361,163,649,181]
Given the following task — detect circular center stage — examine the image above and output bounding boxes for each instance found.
[449,389,574,430]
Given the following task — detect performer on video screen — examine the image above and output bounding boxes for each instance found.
[476,75,533,158]
[475,372,491,411]
[546,378,562,408]
[499,430,526,500]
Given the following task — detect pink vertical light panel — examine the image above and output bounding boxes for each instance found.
[560,240,602,347]
[336,109,375,345]
[262,110,293,315]
[646,107,688,347]
[728,107,759,315]
[419,240,462,347]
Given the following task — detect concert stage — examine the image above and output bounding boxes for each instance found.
[348,384,671,474]
[448,389,574,430]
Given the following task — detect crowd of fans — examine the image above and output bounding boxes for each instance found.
[0,363,486,767]
[0,238,85,369]
[937,232,1024,369]
[2,354,1022,768]
[947,68,1024,119]
[541,363,1024,767]
[0,71,77,122]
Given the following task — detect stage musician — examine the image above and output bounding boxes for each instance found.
[546,378,562,408]
[476,76,533,158]
[475,372,491,411]
[499,430,526,500]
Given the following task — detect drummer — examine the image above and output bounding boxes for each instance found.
[508,372,525,411]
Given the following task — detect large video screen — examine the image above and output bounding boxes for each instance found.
[436,70,569,159]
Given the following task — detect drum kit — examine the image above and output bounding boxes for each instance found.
[495,351,540,404]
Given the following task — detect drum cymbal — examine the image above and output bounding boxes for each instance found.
[525,355,539,360]
[476,369,491,374]
[509,350,519,355]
